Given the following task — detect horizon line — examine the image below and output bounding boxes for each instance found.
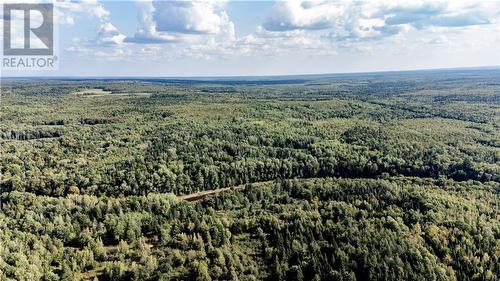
[2,65,499,80]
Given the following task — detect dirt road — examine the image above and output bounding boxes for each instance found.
[179,180,275,202]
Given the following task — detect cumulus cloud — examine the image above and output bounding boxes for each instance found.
[236,26,334,56]
[262,0,499,42]
[90,3,126,46]
[153,1,231,34]
[262,0,404,42]
[96,22,126,45]
[425,35,449,45]
[124,1,181,44]
[64,0,499,62]
[263,0,346,31]
[125,0,235,44]
[67,0,238,60]
[379,1,497,29]
[56,0,110,25]
[55,0,126,46]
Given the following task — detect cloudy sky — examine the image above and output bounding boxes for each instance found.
[2,0,500,77]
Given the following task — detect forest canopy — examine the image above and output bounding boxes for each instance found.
[0,69,499,280]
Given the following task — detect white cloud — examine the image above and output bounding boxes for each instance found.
[153,0,231,34]
[262,0,499,42]
[63,0,500,65]
[125,0,235,44]
[263,0,347,31]
[96,22,126,45]
[57,0,127,46]
[426,35,449,45]
[124,1,180,43]
[55,0,110,26]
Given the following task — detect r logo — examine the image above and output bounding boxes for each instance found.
[3,3,53,56]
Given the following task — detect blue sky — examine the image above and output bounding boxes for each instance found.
[2,0,500,77]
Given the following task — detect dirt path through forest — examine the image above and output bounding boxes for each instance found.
[179,180,275,202]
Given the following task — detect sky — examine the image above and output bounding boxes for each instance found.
[1,0,500,77]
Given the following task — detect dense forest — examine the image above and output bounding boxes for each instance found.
[0,69,499,280]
